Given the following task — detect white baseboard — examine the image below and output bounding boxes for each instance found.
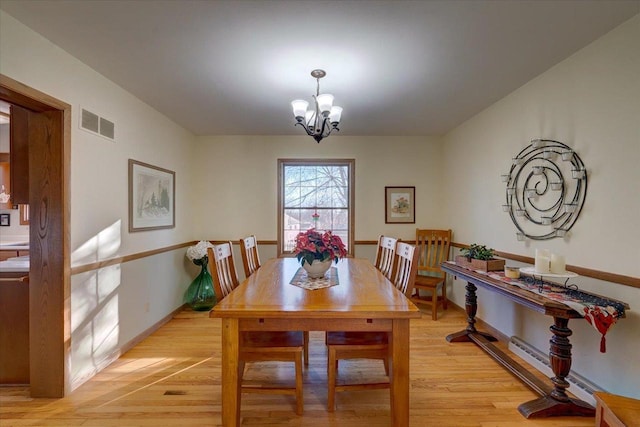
[508,336,599,406]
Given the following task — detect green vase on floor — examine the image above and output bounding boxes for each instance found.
[185,260,216,311]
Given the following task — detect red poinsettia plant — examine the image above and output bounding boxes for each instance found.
[293,228,348,266]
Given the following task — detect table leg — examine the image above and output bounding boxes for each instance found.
[390,319,410,427]
[446,281,496,343]
[221,318,241,427]
[518,317,594,418]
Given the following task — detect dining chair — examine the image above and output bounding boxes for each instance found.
[239,235,261,277]
[410,229,452,321]
[207,242,305,415]
[374,235,397,280]
[326,241,419,411]
[239,234,309,365]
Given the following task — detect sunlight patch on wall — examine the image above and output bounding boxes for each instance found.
[72,220,122,266]
[72,265,122,334]
[70,246,122,388]
[70,277,120,387]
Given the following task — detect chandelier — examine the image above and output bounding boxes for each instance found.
[291,69,343,143]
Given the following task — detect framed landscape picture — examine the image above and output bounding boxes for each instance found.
[129,159,175,232]
[385,186,415,224]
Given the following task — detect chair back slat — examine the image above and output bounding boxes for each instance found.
[374,235,398,280]
[207,242,239,301]
[391,242,419,296]
[240,235,261,277]
[415,229,452,278]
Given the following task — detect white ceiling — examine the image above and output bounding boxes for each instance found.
[1,0,638,137]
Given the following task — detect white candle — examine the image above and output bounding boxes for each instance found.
[550,254,566,274]
[535,249,550,273]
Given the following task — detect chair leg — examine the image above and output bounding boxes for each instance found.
[239,361,245,380]
[327,346,337,412]
[295,351,304,416]
[383,356,389,376]
[303,331,309,366]
[432,288,438,321]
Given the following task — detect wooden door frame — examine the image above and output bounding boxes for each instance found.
[0,74,71,397]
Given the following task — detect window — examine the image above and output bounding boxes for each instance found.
[278,159,354,257]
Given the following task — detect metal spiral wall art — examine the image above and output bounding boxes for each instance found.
[502,139,587,240]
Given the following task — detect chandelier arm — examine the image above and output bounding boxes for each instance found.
[312,95,322,134]
[319,116,332,140]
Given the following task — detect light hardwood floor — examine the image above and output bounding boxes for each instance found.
[0,306,595,426]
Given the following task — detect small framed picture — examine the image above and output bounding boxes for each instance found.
[385,186,415,224]
[0,213,10,226]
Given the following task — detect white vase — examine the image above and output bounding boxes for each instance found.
[302,259,332,278]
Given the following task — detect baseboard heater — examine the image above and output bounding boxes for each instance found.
[508,336,599,406]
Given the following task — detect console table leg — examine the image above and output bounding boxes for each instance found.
[447,282,496,343]
[518,317,594,418]
[549,317,573,402]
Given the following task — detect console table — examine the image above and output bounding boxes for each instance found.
[441,262,629,419]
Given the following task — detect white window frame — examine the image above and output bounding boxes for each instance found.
[277,159,355,258]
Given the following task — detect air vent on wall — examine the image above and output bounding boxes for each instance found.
[80,108,115,141]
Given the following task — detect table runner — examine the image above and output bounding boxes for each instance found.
[449,262,626,353]
[290,267,339,290]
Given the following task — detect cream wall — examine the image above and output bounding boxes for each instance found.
[0,11,198,389]
[191,135,445,245]
[442,15,640,398]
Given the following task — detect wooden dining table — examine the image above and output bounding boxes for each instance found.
[209,257,422,427]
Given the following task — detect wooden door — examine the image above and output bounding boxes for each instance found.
[1,75,70,398]
[25,108,66,397]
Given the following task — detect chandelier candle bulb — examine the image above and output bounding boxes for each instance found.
[316,93,334,114]
[291,100,309,117]
[534,249,550,273]
[550,254,566,274]
[329,106,342,123]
